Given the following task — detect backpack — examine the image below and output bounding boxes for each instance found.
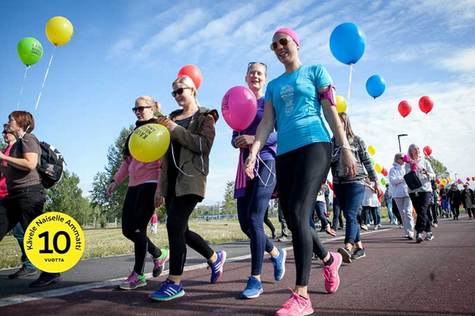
[37,141,65,188]
[18,136,65,188]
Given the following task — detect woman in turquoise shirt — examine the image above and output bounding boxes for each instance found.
[245,28,356,316]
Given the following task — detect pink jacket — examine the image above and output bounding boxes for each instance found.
[113,156,161,188]
[0,144,13,199]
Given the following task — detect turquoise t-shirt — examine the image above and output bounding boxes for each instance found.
[265,64,332,155]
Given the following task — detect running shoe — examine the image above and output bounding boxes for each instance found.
[351,248,366,260]
[209,250,227,284]
[29,272,60,288]
[425,232,434,241]
[149,279,185,301]
[240,276,263,299]
[153,248,169,277]
[9,266,37,279]
[416,233,424,243]
[271,248,286,281]
[337,247,352,264]
[275,289,314,316]
[323,252,342,294]
[119,271,146,290]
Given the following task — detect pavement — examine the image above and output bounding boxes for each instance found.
[0,217,474,315]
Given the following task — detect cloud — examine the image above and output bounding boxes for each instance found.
[438,47,475,72]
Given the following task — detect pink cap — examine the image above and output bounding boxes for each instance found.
[274,27,300,47]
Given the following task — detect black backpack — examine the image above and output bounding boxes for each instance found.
[19,137,65,189]
[37,141,64,188]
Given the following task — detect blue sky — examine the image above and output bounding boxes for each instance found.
[1,0,474,204]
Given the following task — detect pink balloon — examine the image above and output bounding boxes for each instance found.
[221,86,257,131]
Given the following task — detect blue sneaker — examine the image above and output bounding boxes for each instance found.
[209,250,227,284]
[271,248,286,281]
[149,279,185,301]
[240,276,263,299]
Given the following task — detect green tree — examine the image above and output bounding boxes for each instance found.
[221,180,236,214]
[427,156,449,178]
[90,126,133,225]
[44,170,91,225]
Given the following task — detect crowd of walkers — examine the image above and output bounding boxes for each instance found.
[1,27,474,316]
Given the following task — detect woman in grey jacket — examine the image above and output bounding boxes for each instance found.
[331,113,381,263]
[405,144,435,243]
[389,153,414,239]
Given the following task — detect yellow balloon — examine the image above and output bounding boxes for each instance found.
[128,124,170,162]
[441,179,447,186]
[374,163,383,173]
[45,16,74,46]
[367,145,376,156]
[336,95,347,113]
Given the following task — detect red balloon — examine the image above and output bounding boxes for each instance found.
[177,64,202,89]
[381,168,388,177]
[419,96,433,114]
[423,145,432,157]
[435,178,441,185]
[398,100,411,118]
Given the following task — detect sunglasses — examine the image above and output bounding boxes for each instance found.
[270,38,289,51]
[171,87,192,98]
[248,62,267,69]
[132,106,152,112]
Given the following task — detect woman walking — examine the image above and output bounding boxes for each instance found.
[245,28,355,315]
[108,96,169,290]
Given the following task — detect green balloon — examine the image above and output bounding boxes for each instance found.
[17,37,44,66]
[380,178,386,186]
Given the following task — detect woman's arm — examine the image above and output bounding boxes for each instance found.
[0,151,38,171]
[320,90,356,178]
[245,101,275,178]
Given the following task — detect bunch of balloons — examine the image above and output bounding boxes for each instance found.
[221,86,257,131]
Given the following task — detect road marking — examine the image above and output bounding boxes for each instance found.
[0,228,391,307]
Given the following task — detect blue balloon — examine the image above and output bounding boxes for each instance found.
[366,75,386,99]
[329,22,366,65]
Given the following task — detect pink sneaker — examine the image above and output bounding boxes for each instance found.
[323,252,342,294]
[275,290,314,316]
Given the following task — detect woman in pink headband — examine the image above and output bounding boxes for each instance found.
[245,27,356,315]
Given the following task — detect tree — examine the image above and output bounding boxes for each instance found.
[90,126,133,224]
[44,170,91,225]
[221,180,236,214]
[427,156,449,178]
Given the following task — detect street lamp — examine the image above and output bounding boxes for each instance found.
[397,134,408,153]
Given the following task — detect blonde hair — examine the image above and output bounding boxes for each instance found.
[135,96,160,112]
[173,76,197,96]
[338,112,355,142]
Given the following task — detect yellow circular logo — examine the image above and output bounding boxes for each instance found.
[24,212,85,273]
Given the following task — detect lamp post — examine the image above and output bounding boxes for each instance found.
[397,134,408,153]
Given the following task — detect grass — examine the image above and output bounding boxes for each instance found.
[0,218,279,270]
[0,208,393,270]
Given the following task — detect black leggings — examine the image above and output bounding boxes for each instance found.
[276,142,331,286]
[166,194,214,276]
[0,185,46,241]
[122,183,162,275]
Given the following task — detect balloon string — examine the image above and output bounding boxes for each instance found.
[16,67,30,110]
[35,46,57,111]
[347,63,353,103]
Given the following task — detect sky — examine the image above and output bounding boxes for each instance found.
[1,0,474,205]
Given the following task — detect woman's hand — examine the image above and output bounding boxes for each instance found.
[106,181,117,196]
[235,135,255,148]
[341,149,357,178]
[157,116,178,131]
[154,191,164,208]
[244,154,257,179]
